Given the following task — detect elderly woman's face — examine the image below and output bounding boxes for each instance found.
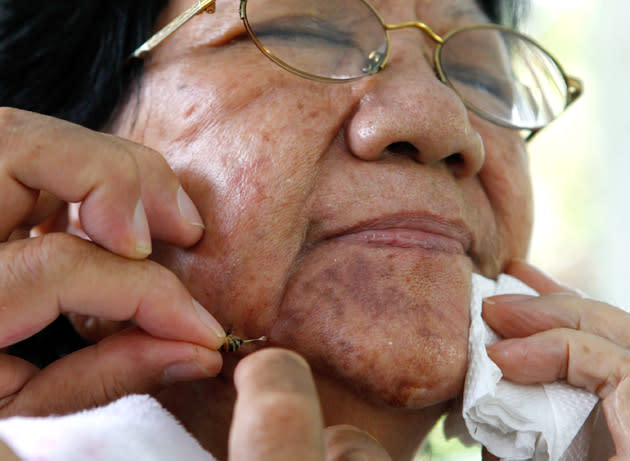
[115,0,533,408]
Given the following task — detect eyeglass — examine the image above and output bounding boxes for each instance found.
[132,0,582,139]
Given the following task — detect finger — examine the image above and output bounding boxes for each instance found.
[503,260,575,295]
[132,146,205,246]
[229,349,325,461]
[603,377,630,459]
[0,234,225,350]
[0,355,38,406]
[65,313,132,344]
[7,229,29,241]
[0,108,148,257]
[24,191,64,228]
[65,162,205,249]
[29,200,68,238]
[0,441,20,461]
[1,328,222,417]
[323,425,391,461]
[487,328,630,398]
[0,108,203,257]
[482,293,630,348]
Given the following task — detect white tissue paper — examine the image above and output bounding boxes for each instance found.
[445,273,599,461]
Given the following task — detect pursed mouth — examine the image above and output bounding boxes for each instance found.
[322,215,473,255]
[334,228,466,254]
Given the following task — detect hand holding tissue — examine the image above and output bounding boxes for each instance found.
[453,273,599,461]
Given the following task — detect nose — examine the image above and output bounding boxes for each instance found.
[345,43,485,178]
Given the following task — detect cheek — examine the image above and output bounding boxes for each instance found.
[134,54,346,237]
[134,55,370,325]
[476,123,533,264]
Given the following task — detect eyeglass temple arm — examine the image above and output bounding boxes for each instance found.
[566,76,583,106]
[526,75,583,142]
[130,0,216,60]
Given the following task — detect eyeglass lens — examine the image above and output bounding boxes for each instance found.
[243,0,388,80]
[242,0,569,129]
[439,27,569,129]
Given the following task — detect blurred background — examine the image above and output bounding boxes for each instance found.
[526,0,630,309]
[422,0,630,459]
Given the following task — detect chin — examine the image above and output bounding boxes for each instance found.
[269,242,472,409]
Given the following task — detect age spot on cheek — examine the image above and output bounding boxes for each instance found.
[310,254,404,320]
[273,250,467,405]
[283,251,419,328]
[184,104,198,119]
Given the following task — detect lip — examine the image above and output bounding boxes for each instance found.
[323,215,473,255]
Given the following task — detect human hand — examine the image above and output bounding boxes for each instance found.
[0,108,225,417]
[229,348,391,461]
[482,260,629,460]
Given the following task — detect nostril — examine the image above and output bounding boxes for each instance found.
[385,144,474,177]
[446,152,464,165]
[387,142,419,158]
[445,153,467,176]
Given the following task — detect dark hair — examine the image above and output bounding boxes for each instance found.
[480,0,530,27]
[0,1,168,130]
[476,0,501,23]
[1,0,508,367]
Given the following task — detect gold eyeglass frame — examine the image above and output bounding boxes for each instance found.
[131,0,583,139]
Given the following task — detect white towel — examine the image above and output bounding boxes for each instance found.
[0,394,215,461]
[445,273,599,461]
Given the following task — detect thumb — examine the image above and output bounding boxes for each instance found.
[603,377,630,459]
[0,440,20,461]
[2,328,222,417]
[323,425,391,461]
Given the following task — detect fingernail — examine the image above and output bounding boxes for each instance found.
[162,360,216,385]
[177,186,205,229]
[486,294,535,304]
[193,299,226,341]
[486,342,512,362]
[133,200,152,256]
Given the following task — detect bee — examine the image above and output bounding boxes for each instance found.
[221,329,267,352]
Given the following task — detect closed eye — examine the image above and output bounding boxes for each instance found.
[444,63,514,103]
[252,15,358,49]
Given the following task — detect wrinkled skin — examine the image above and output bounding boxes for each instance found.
[4,0,630,459]
[0,0,544,459]
[118,0,529,401]
[109,0,531,456]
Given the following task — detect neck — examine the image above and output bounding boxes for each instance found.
[314,372,448,460]
[156,359,448,461]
